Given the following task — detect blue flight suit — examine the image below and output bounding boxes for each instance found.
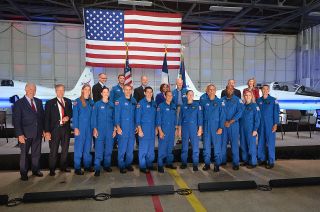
[257,95,280,165]
[110,84,124,103]
[115,96,137,169]
[240,103,261,166]
[178,101,203,166]
[91,100,115,171]
[156,101,177,168]
[72,98,94,170]
[200,94,226,166]
[172,88,188,106]
[221,95,244,166]
[136,98,157,169]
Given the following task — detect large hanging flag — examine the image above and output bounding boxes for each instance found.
[179,55,187,89]
[84,8,181,69]
[161,50,169,84]
[124,44,132,86]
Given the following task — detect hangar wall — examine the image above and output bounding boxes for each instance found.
[0,21,296,92]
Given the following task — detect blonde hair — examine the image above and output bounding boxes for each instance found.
[243,90,255,103]
[247,78,257,88]
[80,84,91,107]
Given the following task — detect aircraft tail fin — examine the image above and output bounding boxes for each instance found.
[185,71,199,92]
[69,67,94,94]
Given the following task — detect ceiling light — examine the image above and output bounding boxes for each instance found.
[209,6,243,12]
[118,0,152,7]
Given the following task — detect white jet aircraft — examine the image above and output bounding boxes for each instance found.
[184,71,320,111]
[0,67,94,108]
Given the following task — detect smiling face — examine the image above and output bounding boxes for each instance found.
[25,83,36,99]
[165,91,173,103]
[141,76,148,87]
[124,85,132,98]
[118,75,125,84]
[262,85,270,96]
[144,87,153,100]
[82,86,91,99]
[186,90,194,102]
[55,85,65,99]
[101,88,109,100]
[244,91,253,104]
[206,85,216,98]
[99,73,107,84]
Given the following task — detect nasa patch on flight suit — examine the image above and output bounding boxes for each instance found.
[115,101,119,105]
[136,103,141,109]
[239,99,243,104]
[221,101,225,106]
[199,105,202,110]
[100,106,105,109]
[256,106,260,111]
[165,108,169,111]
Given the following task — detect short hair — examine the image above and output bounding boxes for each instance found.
[159,83,168,92]
[262,84,270,89]
[118,74,125,79]
[206,84,216,90]
[165,91,172,96]
[124,84,132,89]
[186,90,194,95]
[101,87,109,92]
[144,86,153,93]
[98,73,106,77]
[55,84,65,90]
[25,82,36,89]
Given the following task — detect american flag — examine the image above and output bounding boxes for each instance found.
[124,46,132,86]
[84,8,181,69]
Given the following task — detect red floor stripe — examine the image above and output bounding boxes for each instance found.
[146,173,163,212]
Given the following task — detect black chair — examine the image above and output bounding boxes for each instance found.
[286,110,313,138]
[0,111,8,143]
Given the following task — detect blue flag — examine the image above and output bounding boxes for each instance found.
[161,52,169,84]
[179,57,187,89]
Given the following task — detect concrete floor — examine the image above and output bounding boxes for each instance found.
[0,159,320,212]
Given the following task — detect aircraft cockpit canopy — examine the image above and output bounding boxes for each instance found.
[0,80,14,87]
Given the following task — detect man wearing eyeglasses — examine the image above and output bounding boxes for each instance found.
[92,73,107,102]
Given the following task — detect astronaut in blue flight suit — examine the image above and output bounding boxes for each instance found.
[136,86,157,173]
[221,85,244,170]
[177,90,203,171]
[172,78,188,106]
[91,87,117,176]
[256,84,280,169]
[110,74,125,103]
[115,84,137,174]
[240,90,261,169]
[72,84,94,175]
[200,84,226,172]
[156,91,178,173]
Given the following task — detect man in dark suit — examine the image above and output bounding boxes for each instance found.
[221,79,242,99]
[44,84,73,176]
[133,75,152,103]
[92,73,107,102]
[13,83,45,181]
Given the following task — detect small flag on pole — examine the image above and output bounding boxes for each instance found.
[161,47,169,85]
[179,54,187,89]
[124,43,133,86]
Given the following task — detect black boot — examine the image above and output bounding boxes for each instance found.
[202,164,210,171]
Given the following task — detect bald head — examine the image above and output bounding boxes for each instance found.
[141,75,148,87]
[176,78,183,89]
[25,83,36,99]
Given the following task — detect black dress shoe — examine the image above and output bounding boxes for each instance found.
[246,165,257,169]
[165,164,177,169]
[147,166,156,171]
[33,171,44,177]
[240,162,248,167]
[232,165,240,171]
[221,163,227,166]
[140,168,149,174]
[202,164,210,171]
[49,170,56,176]
[120,169,127,174]
[84,167,95,172]
[126,165,134,172]
[158,166,164,173]
[180,164,187,169]
[61,168,71,173]
[20,175,28,181]
[103,167,112,172]
[265,164,274,169]
[213,165,220,172]
[193,166,198,171]
[75,169,84,175]
[94,171,100,177]
[258,161,266,166]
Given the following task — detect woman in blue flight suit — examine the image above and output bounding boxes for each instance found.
[177,90,203,171]
[91,87,116,176]
[72,84,94,175]
[240,90,260,169]
[136,86,157,173]
[156,91,178,173]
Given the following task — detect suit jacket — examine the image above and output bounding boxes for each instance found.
[133,85,154,103]
[13,96,44,138]
[92,82,105,102]
[221,88,242,99]
[44,97,72,133]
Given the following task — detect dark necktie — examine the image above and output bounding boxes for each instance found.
[31,99,36,112]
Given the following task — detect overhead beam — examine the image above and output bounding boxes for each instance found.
[42,0,72,8]
[81,0,117,8]
[5,0,31,21]
[70,0,83,24]
[261,0,320,33]
[182,3,196,22]
[160,0,299,10]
